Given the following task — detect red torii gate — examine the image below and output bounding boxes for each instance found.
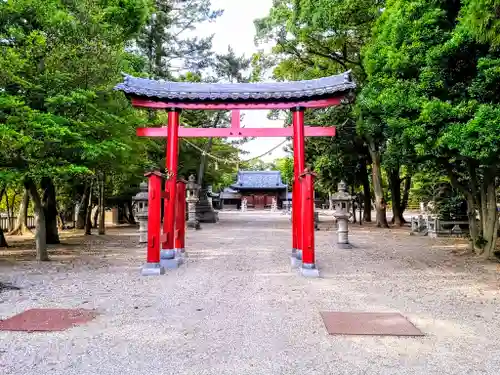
[115,72,356,277]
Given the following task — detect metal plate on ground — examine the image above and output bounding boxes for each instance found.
[320,312,424,336]
[0,308,97,332]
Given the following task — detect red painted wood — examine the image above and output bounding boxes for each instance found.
[146,172,162,263]
[175,180,186,250]
[292,109,305,254]
[136,126,336,138]
[162,110,180,251]
[292,180,298,251]
[231,110,241,129]
[300,172,316,266]
[131,96,343,110]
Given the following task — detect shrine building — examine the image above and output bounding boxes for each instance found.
[219,171,288,210]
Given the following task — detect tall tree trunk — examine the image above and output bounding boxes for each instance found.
[401,176,411,213]
[57,202,68,229]
[25,178,48,261]
[98,174,106,235]
[480,177,498,259]
[92,206,99,228]
[41,177,60,244]
[360,161,372,222]
[480,184,487,231]
[85,181,93,235]
[0,228,8,248]
[351,186,357,224]
[465,193,479,251]
[76,183,89,229]
[0,187,6,239]
[368,144,388,228]
[9,189,30,235]
[388,168,405,226]
[5,189,17,232]
[126,200,136,224]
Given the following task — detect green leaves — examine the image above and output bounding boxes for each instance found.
[0,0,153,191]
[460,0,500,48]
[441,104,500,163]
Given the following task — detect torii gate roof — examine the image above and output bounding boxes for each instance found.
[115,71,355,109]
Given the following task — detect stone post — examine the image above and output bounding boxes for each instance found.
[271,197,278,212]
[241,197,248,212]
[411,216,419,233]
[331,181,353,249]
[186,175,200,230]
[132,182,149,244]
[207,185,213,207]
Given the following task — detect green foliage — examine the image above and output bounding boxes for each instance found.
[0,0,155,223]
[274,157,294,186]
[134,0,222,77]
[460,0,500,47]
[360,0,500,253]
[255,0,381,195]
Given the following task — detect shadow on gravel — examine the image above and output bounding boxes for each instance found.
[0,282,21,292]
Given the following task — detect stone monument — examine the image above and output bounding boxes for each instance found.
[241,197,248,212]
[132,182,149,243]
[331,180,353,249]
[271,197,278,212]
[186,175,201,230]
[196,185,219,223]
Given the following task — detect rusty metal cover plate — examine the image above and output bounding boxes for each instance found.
[320,312,424,336]
[0,308,97,332]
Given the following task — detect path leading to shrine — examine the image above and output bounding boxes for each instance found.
[1,212,499,375]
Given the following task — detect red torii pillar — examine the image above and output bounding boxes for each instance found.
[115,71,354,277]
[160,109,183,269]
[141,171,166,276]
[299,170,319,277]
[138,108,326,275]
[174,179,187,257]
[292,107,305,262]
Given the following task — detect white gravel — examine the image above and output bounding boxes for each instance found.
[1,212,499,375]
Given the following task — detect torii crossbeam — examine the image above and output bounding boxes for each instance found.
[136,109,337,138]
[115,72,356,277]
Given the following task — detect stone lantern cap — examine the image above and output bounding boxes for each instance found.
[331,180,353,202]
[132,182,149,203]
[186,174,200,192]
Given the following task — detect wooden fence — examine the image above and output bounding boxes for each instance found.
[0,216,36,231]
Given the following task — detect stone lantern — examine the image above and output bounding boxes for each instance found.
[331,180,353,249]
[241,197,248,212]
[132,182,149,244]
[186,175,201,230]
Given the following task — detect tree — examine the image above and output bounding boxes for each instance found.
[255,0,383,223]
[360,0,500,257]
[0,0,151,259]
[9,189,30,235]
[0,229,7,248]
[274,157,294,186]
[134,0,223,78]
[195,47,252,187]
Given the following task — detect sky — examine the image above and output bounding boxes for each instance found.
[194,0,290,163]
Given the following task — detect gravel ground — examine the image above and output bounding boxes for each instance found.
[0,212,499,375]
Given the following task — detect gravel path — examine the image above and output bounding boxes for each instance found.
[1,212,499,375]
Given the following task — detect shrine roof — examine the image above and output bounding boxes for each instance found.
[231,171,288,190]
[114,71,355,103]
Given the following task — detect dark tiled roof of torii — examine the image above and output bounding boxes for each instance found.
[231,171,288,190]
[114,71,355,102]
